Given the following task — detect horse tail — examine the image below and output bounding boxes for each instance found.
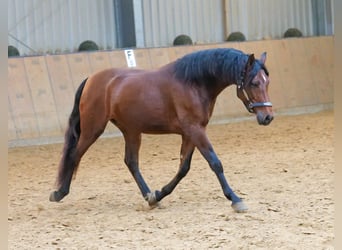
[56,78,88,189]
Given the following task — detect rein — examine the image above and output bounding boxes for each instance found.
[236,69,272,113]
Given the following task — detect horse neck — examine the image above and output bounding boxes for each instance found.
[208,68,242,99]
[212,56,246,96]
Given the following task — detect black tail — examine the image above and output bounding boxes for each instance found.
[56,78,88,189]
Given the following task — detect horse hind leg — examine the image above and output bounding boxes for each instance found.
[50,117,106,202]
[122,132,154,204]
[150,135,195,205]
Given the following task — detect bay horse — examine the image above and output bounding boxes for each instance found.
[49,48,273,213]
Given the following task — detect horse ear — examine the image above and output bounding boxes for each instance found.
[245,54,255,72]
[260,52,267,64]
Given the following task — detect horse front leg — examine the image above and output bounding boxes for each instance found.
[123,133,154,204]
[204,147,248,213]
[191,128,248,213]
[151,135,195,204]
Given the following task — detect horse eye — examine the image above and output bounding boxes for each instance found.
[250,81,259,87]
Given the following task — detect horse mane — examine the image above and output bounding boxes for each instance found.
[173,48,267,86]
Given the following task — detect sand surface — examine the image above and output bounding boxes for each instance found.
[8,111,334,249]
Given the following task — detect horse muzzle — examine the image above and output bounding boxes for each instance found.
[256,111,274,126]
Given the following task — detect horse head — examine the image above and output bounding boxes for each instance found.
[237,52,274,126]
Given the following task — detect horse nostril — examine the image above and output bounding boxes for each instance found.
[264,114,274,125]
[256,112,274,126]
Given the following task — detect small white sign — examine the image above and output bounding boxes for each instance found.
[124,49,137,68]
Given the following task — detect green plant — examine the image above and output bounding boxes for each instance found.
[283,28,303,38]
[78,40,99,51]
[226,32,246,42]
[8,45,20,57]
[173,34,193,46]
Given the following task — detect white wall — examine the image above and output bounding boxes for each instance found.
[8,0,116,55]
[8,0,334,55]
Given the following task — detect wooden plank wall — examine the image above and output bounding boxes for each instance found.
[8,37,334,146]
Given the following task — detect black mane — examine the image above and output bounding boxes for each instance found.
[173,48,266,86]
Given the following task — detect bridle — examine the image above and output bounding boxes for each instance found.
[236,68,272,113]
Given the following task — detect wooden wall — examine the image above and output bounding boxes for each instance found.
[8,36,333,146]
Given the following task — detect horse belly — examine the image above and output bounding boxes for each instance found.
[112,88,180,134]
[142,111,180,134]
[134,101,180,134]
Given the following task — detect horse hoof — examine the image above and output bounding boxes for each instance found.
[49,191,62,202]
[231,201,248,213]
[145,192,159,207]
